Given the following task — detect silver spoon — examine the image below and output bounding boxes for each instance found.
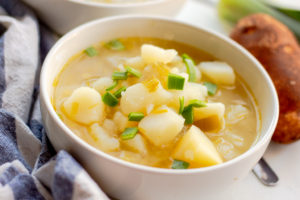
[252,158,279,186]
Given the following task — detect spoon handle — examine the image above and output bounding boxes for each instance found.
[252,158,279,186]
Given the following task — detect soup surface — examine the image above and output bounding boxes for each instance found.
[53,37,260,169]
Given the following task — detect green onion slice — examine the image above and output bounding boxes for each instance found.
[121,127,139,140]
[182,53,197,82]
[126,66,142,78]
[105,39,125,51]
[106,80,118,91]
[113,86,126,98]
[112,71,128,80]
[188,99,207,108]
[182,105,194,124]
[102,92,119,107]
[204,82,218,96]
[172,159,190,169]
[179,96,184,114]
[128,112,144,121]
[84,47,98,57]
[168,73,185,90]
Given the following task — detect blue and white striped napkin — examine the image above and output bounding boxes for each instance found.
[0,0,109,199]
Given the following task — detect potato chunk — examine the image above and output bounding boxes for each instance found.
[122,134,148,155]
[169,82,208,109]
[138,106,184,147]
[172,125,223,167]
[124,56,146,70]
[141,44,177,64]
[113,111,137,132]
[91,77,114,95]
[120,82,172,115]
[89,123,120,151]
[198,61,235,85]
[102,119,117,136]
[63,87,104,125]
[193,103,225,132]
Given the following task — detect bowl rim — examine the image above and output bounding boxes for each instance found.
[68,0,180,8]
[40,15,279,175]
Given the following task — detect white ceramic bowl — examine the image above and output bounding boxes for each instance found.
[40,16,279,200]
[22,0,186,34]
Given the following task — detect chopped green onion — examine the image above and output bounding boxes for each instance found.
[113,86,126,98]
[167,73,185,90]
[121,127,138,140]
[112,71,128,80]
[106,81,118,91]
[172,159,190,169]
[128,112,144,121]
[102,92,119,107]
[84,47,98,57]
[188,99,207,108]
[179,96,184,114]
[182,105,194,124]
[182,54,197,82]
[204,82,218,96]
[105,39,125,51]
[126,66,142,78]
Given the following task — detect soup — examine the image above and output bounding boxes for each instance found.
[53,37,260,169]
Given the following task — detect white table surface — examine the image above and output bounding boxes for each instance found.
[176,1,300,199]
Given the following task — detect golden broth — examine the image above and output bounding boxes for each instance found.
[53,37,260,169]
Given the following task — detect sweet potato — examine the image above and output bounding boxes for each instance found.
[231,14,300,143]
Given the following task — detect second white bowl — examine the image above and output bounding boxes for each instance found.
[22,0,186,34]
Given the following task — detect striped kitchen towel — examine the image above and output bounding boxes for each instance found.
[0,0,109,199]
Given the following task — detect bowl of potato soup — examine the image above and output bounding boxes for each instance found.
[40,16,279,200]
[22,0,186,34]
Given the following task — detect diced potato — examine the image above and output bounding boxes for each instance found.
[138,106,184,147]
[113,111,137,132]
[169,82,208,109]
[63,87,105,125]
[172,125,223,167]
[102,119,117,136]
[194,103,225,121]
[193,103,225,132]
[122,134,148,155]
[141,44,177,64]
[120,82,172,115]
[170,67,180,74]
[124,56,146,70]
[146,104,154,115]
[226,105,249,124]
[89,123,120,151]
[174,62,201,82]
[168,56,185,69]
[198,61,235,85]
[91,77,114,95]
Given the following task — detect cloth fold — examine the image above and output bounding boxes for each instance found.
[0,0,109,199]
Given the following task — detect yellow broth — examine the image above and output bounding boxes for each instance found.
[53,37,260,169]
